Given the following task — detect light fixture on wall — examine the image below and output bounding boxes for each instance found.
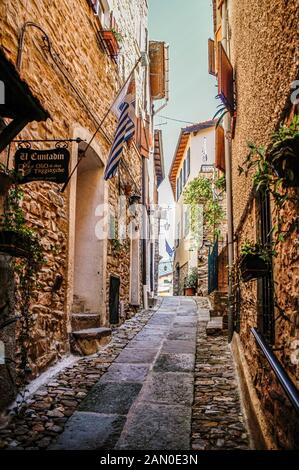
[129,194,141,206]
[128,194,141,218]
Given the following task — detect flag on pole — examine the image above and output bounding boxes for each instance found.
[104,77,136,180]
[165,240,174,258]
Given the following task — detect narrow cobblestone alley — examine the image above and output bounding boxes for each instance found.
[1,297,250,450]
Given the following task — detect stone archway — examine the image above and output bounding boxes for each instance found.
[68,128,108,327]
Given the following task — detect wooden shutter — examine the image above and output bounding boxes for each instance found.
[215,125,225,172]
[208,39,216,76]
[149,41,166,100]
[135,117,152,158]
[218,42,234,113]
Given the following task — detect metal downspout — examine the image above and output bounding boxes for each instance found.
[222,1,234,342]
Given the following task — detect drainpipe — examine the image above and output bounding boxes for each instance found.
[142,156,148,310]
[222,1,234,342]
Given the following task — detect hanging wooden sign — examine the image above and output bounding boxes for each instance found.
[14,147,70,184]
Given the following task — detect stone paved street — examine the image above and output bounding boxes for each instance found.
[52,297,197,450]
[0,297,250,450]
[192,299,250,450]
[0,308,155,450]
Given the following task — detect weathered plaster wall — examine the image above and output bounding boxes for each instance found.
[229,0,299,449]
[230,0,299,228]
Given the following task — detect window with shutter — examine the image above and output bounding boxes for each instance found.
[179,168,183,195]
[187,148,191,176]
[218,42,234,113]
[215,125,225,172]
[176,178,180,201]
[208,38,216,76]
[183,159,187,186]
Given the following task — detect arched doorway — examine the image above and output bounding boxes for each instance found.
[72,141,106,318]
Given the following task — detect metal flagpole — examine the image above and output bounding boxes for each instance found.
[60,56,142,193]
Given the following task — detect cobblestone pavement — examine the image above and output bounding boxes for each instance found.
[1,297,250,450]
[191,299,250,450]
[0,308,155,450]
[51,296,198,450]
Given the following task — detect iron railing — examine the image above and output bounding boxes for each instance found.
[251,328,299,414]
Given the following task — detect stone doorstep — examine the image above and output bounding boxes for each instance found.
[206,317,224,336]
[71,328,112,356]
[71,313,102,331]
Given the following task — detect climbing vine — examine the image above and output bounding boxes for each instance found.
[183,176,224,241]
[238,115,299,247]
[0,186,44,385]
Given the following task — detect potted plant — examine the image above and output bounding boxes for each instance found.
[268,115,299,187]
[239,241,273,282]
[0,186,43,260]
[101,28,123,57]
[184,268,198,296]
[215,174,226,192]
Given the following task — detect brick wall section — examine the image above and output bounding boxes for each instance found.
[0,0,147,397]
[229,0,299,448]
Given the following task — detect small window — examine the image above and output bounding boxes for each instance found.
[176,178,180,201]
[179,168,183,195]
[202,137,208,162]
[183,159,187,186]
[89,0,111,28]
[187,149,191,176]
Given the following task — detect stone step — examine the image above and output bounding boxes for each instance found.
[71,313,101,330]
[206,317,223,336]
[71,328,111,356]
[198,309,211,322]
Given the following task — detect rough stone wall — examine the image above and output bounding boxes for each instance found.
[229,0,299,448]
[0,0,147,395]
[179,262,189,295]
[0,257,16,410]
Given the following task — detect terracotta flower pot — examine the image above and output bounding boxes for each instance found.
[185,287,196,296]
[101,30,120,57]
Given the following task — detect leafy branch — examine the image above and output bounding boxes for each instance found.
[183,176,224,241]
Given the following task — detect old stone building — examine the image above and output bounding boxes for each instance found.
[169,120,227,297]
[210,0,299,449]
[0,0,166,410]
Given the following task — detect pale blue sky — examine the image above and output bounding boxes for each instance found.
[148,0,217,258]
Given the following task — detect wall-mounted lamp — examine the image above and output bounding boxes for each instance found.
[129,194,141,206]
[128,194,141,218]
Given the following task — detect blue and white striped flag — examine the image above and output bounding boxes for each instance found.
[165,240,174,258]
[104,78,136,180]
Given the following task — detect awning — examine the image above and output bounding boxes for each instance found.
[154,129,165,187]
[0,48,50,153]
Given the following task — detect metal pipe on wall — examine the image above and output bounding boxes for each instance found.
[142,156,149,310]
[222,0,235,342]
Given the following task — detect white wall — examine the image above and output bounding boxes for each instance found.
[174,126,215,270]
